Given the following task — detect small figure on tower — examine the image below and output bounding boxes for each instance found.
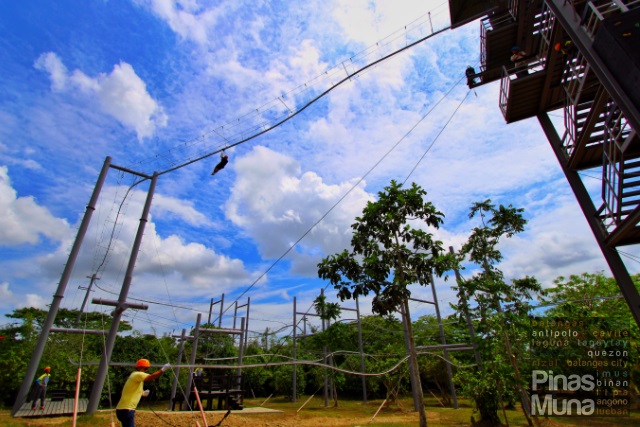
[211,151,229,176]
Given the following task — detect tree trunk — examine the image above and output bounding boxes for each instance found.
[402,299,428,427]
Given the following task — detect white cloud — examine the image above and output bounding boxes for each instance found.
[153,194,212,226]
[334,0,441,45]
[33,52,68,92]
[0,282,13,310]
[226,146,374,275]
[137,0,225,44]
[22,293,49,310]
[135,233,251,290]
[34,52,167,140]
[0,166,70,245]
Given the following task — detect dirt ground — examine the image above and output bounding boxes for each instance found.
[3,409,425,427]
[3,398,638,427]
[0,410,599,427]
[134,410,419,426]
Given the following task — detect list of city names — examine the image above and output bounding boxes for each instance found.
[529,317,630,417]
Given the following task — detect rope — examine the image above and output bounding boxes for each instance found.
[403,87,473,185]
[221,70,470,325]
[127,12,451,174]
[100,309,116,426]
[148,320,199,423]
[85,76,471,340]
[72,313,89,427]
[78,350,474,376]
[213,409,231,427]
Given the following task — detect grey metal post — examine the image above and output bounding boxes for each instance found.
[356,297,367,403]
[77,274,99,324]
[322,289,328,407]
[303,316,307,343]
[402,298,427,426]
[219,293,224,328]
[169,329,187,410]
[185,313,202,399]
[244,297,250,349]
[450,246,483,369]
[400,301,420,411]
[237,317,245,387]
[292,297,297,402]
[208,298,214,325]
[13,156,111,415]
[429,273,458,408]
[86,172,158,414]
[233,300,238,329]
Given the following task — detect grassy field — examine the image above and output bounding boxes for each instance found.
[2,396,639,426]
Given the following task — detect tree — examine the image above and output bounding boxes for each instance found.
[310,293,343,406]
[452,200,542,427]
[318,180,453,427]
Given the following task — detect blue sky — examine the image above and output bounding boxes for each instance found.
[1,0,637,339]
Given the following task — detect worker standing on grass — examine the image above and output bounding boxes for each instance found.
[31,366,51,410]
[116,359,170,427]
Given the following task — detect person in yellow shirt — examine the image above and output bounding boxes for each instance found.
[115,359,170,427]
[31,366,51,410]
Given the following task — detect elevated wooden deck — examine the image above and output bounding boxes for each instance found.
[14,398,88,418]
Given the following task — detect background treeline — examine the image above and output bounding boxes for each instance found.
[1,271,638,412]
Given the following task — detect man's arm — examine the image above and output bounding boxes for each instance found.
[144,370,162,382]
[143,364,171,382]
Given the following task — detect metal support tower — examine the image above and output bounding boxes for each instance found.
[11,157,112,416]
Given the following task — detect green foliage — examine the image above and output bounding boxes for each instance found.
[536,272,640,397]
[318,180,453,316]
[0,308,134,407]
[452,199,541,426]
[313,294,342,322]
[541,272,638,318]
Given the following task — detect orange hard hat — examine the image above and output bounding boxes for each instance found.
[44,366,51,372]
[136,359,151,368]
[554,42,561,51]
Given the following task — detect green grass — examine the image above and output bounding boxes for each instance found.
[2,395,639,426]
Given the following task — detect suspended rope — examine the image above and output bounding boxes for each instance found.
[147,320,200,425]
[402,86,473,185]
[73,350,474,374]
[99,308,117,427]
[71,313,89,427]
[122,25,452,187]
[211,73,472,374]
[130,9,450,175]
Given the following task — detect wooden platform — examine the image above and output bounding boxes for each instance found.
[14,398,88,418]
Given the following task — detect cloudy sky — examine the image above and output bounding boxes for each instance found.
[1,0,637,343]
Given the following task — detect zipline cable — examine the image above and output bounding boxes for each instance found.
[222,73,470,320]
[128,25,452,185]
[134,7,450,173]
[87,25,460,327]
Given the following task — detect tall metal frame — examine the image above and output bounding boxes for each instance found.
[11,157,160,415]
[292,290,367,404]
[453,0,640,326]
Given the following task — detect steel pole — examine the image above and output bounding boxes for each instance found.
[12,156,111,415]
[86,172,158,414]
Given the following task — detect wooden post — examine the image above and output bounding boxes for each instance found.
[72,368,81,427]
[193,385,208,427]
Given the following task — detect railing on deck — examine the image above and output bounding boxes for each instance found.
[581,0,640,38]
